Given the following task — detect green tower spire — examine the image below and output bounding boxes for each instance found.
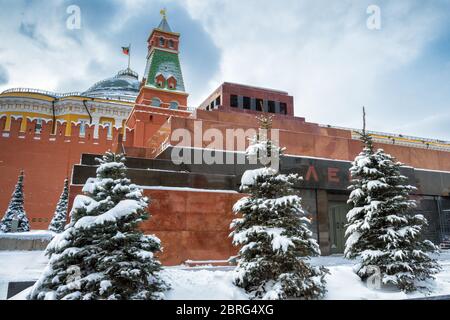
[143,10,186,93]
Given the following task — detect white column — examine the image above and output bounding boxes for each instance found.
[92,116,100,139]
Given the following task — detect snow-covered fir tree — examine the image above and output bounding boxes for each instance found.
[345,108,440,292]
[29,152,167,300]
[230,116,328,300]
[0,171,30,233]
[48,179,69,233]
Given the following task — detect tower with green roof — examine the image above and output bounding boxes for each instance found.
[137,9,188,110]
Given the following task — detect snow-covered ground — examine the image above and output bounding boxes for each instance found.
[323,256,450,300]
[161,268,248,300]
[3,251,450,300]
[0,250,48,300]
[0,230,54,240]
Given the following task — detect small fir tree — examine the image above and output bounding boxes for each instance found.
[0,171,30,233]
[345,108,441,292]
[230,116,328,300]
[48,179,69,233]
[29,152,166,300]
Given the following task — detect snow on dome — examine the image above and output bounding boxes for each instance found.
[83,68,140,101]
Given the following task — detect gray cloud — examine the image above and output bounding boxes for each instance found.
[18,22,36,38]
[0,65,8,85]
[184,0,450,140]
[0,0,221,100]
[19,22,48,48]
[0,0,449,140]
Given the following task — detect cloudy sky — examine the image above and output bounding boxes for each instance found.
[0,0,449,140]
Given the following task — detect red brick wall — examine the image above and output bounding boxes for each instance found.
[0,117,125,229]
[199,83,295,116]
[162,110,450,172]
[222,83,294,116]
[148,29,180,52]
[135,86,188,108]
[69,185,242,266]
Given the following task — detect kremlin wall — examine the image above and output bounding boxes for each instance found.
[0,73,136,229]
[1,13,450,265]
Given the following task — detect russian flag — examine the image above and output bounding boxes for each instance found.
[122,46,130,55]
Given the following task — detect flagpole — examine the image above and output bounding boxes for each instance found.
[128,43,131,70]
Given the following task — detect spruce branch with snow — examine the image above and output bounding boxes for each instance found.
[48,178,69,233]
[29,152,167,300]
[344,108,440,292]
[0,171,30,233]
[245,115,284,170]
[231,116,328,300]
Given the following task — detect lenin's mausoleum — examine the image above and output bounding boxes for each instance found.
[1,13,449,265]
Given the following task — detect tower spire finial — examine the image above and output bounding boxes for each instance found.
[156,8,173,32]
[160,8,167,19]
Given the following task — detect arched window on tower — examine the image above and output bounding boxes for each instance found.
[169,101,179,110]
[167,76,177,90]
[168,40,174,49]
[155,73,166,88]
[151,98,161,107]
[159,37,165,47]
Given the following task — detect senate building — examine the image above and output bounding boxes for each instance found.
[1,12,449,265]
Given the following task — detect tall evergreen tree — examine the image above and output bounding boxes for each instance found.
[29,152,166,300]
[48,179,69,233]
[231,116,327,300]
[0,171,30,233]
[345,108,440,292]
